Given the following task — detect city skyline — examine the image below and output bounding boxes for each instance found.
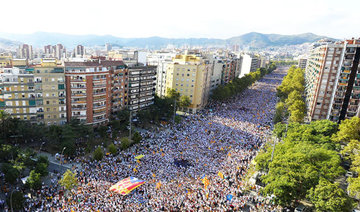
[1,0,359,39]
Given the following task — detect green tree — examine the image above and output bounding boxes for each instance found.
[35,162,48,177]
[273,123,287,139]
[59,169,78,191]
[307,178,354,212]
[179,95,191,109]
[285,90,302,108]
[107,143,117,155]
[6,191,25,211]
[174,115,182,124]
[26,170,42,190]
[166,88,180,101]
[332,117,360,143]
[288,100,305,123]
[93,147,104,161]
[348,175,360,199]
[132,131,142,144]
[273,102,285,123]
[1,163,19,184]
[120,137,132,150]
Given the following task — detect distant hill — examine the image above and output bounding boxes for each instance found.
[0,37,21,49]
[227,32,332,48]
[0,31,333,49]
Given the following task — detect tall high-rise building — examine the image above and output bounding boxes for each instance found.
[105,43,112,52]
[128,66,156,111]
[18,44,33,60]
[165,54,211,113]
[305,38,360,122]
[55,44,65,60]
[74,45,85,57]
[146,51,176,97]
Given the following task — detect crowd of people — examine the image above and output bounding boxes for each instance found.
[22,69,284,211]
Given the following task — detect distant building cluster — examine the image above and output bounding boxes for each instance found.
[0,42,270,126]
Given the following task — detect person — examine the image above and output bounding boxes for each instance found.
[23,68,283,211]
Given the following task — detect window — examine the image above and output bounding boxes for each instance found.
[46,101,50,104]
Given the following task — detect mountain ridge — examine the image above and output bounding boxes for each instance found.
[0,31,334,49]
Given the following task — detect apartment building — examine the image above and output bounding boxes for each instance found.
[221,59,237,84]
[0,67,37,122]
[65,61,111,125]
[32,59,66,125]
[298,56,308,69]
[18,44,33,60]
[305,38,360,122]
[165,54,211,113]
[128,66,156,111]
[238,54,260,78]
[0,55,12,67]
[147,51,176,97]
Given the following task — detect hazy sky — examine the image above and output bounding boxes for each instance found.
[1,0,359,39]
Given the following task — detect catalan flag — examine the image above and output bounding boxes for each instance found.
[109,177,145,195]
[218,171,224,179]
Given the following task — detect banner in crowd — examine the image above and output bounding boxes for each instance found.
[109,177,145,195]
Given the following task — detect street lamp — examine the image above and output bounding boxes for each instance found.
[38,142,45,154]
[10,189,14,212]
[60,147,66,165]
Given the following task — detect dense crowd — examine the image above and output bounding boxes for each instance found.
[19,69,284,211]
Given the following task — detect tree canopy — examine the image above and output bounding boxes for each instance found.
[256,120,346,207]
[59,170,78,191]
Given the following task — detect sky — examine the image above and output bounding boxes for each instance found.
[1,0,359,39]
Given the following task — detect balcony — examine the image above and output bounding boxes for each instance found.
[72,107,87,111]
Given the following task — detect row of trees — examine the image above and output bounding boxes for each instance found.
[211,64,277,101]
[0,145,49,210]
[274,66,306,123]
[256,117,359,211]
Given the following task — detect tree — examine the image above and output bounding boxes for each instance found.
[179,95,191,109]
[348,175,360,199]
[35,162,48,177]
[257,120,345,206]
[332,117,360,143]
[120,137,132,150]
[285,90,302,108]
[1,163,19,184]
[61,141,76,156]
[26,170,42,190]
[6,191,25,211]
[59,169,78,191]
[93,147,104,161]
[307,178,354,212]
[273,123,287,139]
[174,115,182,124]
[288,100,305,123]
[166,88,180,101]
[273,102,285,123]
[132,131,142,144]
[108,143,117,155]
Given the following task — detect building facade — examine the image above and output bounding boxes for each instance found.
[0,67,37,122]
[32,59,67,125]
[305,38,360,122]
[128,66,156,111]
[165,54,211,113]
[147,51,176,97]
[65,61,113,125]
